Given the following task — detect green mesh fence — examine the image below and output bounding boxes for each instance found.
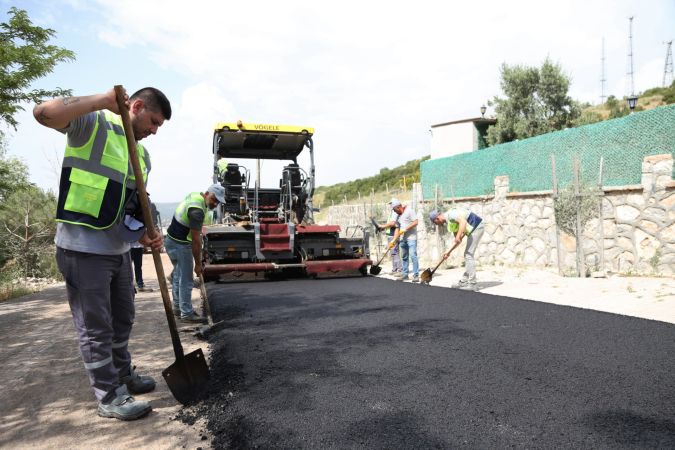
[421,105,675,199]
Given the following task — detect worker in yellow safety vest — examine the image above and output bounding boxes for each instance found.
[165,186,225,323]
[33,87,171,421]
[429,208,484,290]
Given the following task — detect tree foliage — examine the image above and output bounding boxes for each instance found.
[0,7,75,129]
[487,58,580,146]
[0,185,56,275]
[0,144,29,204]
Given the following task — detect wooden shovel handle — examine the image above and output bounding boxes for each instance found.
[114,85,185,359]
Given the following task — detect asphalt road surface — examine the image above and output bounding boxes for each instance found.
[192,276,675,449]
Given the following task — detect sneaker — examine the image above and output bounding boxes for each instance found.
[459,282,477,291]
[97,386,151,421]
[411,275,420,283]
[120,366,156,395]
[395,274,409,281]
[137,286,154,292]
[180,312,207,323]
[453,279,469,289]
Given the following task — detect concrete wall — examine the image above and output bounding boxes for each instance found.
[327,154,675,276]
[430,121,475,159]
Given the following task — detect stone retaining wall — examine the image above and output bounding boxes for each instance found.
[326,154,674,276]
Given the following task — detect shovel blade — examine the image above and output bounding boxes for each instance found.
[162,348,210,405]
[369,265,382,275]
[420,268,432,283]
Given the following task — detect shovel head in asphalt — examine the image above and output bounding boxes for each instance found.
[162,347,210,405]
[420,268,433,283]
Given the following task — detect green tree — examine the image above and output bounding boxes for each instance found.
[0,144,30,205]
[486,58,580,146]
[0,7,75,130]
[0,185,57,276]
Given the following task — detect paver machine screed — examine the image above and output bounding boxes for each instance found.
[202,121,372,282]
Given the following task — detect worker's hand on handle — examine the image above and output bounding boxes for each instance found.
[105,87,129,115]
[139,230,163,250]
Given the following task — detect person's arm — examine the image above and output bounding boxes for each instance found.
[191,229,202,276]
[402,219,418,233]
[33,88,127,130]
[454,217,468,245]
[186,207,206,276]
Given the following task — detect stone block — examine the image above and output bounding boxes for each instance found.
[626,194,645,208]
[661,223,675,243]
[616,205,640,221]
[616,236,633,251]
[602,220,617,236]
[523,247,538,264]
[532,237,546,253]
[638,220,658,235]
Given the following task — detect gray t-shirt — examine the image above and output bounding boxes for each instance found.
[396,206,418,241]
[54,112,149,255]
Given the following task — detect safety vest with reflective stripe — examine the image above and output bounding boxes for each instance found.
[56,111,149,230]
[167,192,207,243]
[447,211,483,236]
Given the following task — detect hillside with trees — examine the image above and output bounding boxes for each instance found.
[314,156,429,207]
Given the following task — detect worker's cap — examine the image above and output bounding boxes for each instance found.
[429,210,440,222]
[390,198,402,209]
[207,184,226,203]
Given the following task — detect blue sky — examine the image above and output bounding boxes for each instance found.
[3,0,674,202]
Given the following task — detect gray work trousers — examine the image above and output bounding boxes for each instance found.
[462,224,485,282]
[56,248,134,401]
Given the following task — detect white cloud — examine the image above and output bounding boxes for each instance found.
[6,0,674,201]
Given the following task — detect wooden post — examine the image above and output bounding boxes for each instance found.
[551,155,564,276]
[573,157,584,277]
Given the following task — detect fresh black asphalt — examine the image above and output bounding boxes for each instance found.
[190,276,675,449]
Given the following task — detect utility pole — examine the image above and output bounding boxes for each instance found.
[600,37,607,104]
[627,16,636,96]
[664,40,674,87]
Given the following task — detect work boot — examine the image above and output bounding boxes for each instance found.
[172,307,181,317]
[138,285,154,293]
[120,366,156,395]
[97,385,151,421]
[181,312,207,323]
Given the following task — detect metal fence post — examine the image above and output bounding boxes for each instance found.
[551,155,564,276]
[573,157,585,277]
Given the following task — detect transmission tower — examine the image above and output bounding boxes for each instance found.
[627,16,635,96]
[600,37,607,104]
[664,40,673,87]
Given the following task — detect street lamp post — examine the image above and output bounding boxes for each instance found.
[627,95,638,114]
[480,104,486,118]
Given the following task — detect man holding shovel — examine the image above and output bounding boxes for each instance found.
[373,199,402,275]
[391,199,420,283]
[33,87,171,420]
[429,208,484,290]
[165,185,225,323]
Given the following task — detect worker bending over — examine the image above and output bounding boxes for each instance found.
[165,185,225,323]
[429,208,484,290]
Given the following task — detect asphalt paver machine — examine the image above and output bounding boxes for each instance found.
[202,121,372,281]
